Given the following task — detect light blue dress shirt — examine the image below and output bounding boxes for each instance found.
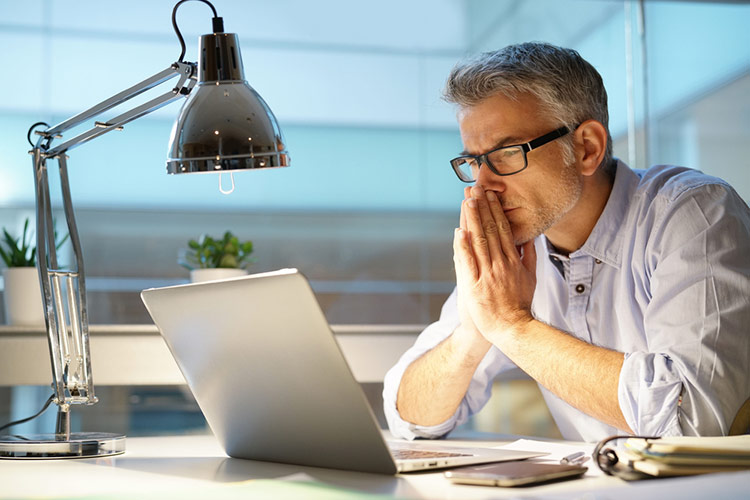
[383,160,750,442]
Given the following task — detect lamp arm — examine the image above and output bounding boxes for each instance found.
[29,60,195,437]
[42,62,196,158]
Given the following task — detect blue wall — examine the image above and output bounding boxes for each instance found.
[1,1,748,211]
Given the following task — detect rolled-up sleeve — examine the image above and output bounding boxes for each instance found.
[619,352,683,436]
[383,288,516,439]
[618,183,750,437]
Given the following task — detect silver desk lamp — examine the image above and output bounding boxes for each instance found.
[0,0,289,459]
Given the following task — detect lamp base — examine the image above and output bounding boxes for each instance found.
[0,432,125,459]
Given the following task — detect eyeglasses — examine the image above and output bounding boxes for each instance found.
[450,125,572,183]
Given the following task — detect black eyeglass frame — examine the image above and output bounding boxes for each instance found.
[450,125,573,183]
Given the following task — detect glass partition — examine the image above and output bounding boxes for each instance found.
[1,0,747,438]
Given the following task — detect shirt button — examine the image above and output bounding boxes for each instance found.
[575,284,585,293]
[595,259,602,264]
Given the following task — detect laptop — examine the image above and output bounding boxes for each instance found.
[140,268,545,474]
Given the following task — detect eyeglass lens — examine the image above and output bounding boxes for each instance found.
[452,145,526,182]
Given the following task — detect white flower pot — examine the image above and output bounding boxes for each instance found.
[2,267,46,326]
[189,268,248,283]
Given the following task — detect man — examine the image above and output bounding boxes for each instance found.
[383,42,750,442]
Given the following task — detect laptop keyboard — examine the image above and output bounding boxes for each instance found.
[391,448,474,460]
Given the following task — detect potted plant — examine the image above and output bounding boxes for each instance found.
[0,218,68,326]
[179,231,255,283]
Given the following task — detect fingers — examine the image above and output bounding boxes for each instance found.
[464,185,516,267]
[471,186,507,264]
[460,186,471,231]
[460,198,467,231]
[462,197,494,268]
[459,184,521,272]
[453,227,478,281]
[483,189,518,260]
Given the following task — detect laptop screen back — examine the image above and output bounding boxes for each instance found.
[141,269,397,473]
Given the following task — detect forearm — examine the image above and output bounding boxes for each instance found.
[490,318,633,433]
[396,325,491,426]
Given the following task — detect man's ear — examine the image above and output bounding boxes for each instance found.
[576,120,608,176]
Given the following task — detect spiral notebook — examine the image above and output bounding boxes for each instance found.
[597,435,750,478]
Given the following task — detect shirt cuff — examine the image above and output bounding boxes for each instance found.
[618,351,683,436]
[382,350,463,440]
[384,402,460,440]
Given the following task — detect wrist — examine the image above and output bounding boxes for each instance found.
[482,312,536,347]
[507,312,535,336]
[451,324,492,365]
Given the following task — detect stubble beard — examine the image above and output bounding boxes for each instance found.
[506,159,583,246]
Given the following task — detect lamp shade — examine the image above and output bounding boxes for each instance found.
[166,32,290,174]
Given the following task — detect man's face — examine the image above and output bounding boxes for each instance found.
[457,92,583,246]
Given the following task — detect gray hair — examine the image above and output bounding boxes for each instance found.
[444,42,612,169]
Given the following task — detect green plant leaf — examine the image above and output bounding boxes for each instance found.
[0,245,11,267]
[180,230,254,270]
[0,217,68,268]
[3,229,17,247]
[218,254,237,268]
[56,235,69,250]
[2,226,32,266]
[22,218,29,244]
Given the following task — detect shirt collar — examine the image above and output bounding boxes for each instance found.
[570,159,640,268]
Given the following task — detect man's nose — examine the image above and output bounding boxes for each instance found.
[476,164,507,193]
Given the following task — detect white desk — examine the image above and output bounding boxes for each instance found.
[0,433,595,499]
[3,433,749,499]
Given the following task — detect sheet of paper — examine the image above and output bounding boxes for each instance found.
[495,438,603,476]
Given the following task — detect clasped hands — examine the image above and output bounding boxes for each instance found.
[453,185,537,346]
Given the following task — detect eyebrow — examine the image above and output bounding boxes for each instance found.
[459,135,525,156]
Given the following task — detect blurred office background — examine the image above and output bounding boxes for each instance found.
[0,0,748,439]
